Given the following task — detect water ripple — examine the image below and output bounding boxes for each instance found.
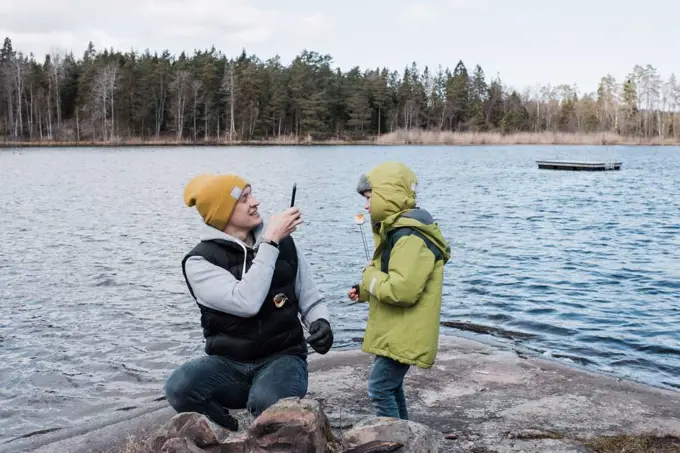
[1,144,679,442]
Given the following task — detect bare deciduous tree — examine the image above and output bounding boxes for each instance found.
[12,53,26,137]
[153,67,169,139]
[170,69,191,140]
[191,79,203,141]
[222,60,237,141]
[50,52,64,128]
[90,63,119,140]
[597,75,618,132]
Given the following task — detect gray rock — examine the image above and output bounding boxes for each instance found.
[204,435,249,453]
[146,412,231,452]
[342,417,441,453]
[17,335,680,453]
[160,437,205,453]
[246,397,331,452]
[306,335,680,452]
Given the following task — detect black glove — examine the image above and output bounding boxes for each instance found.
[306,319,333,354]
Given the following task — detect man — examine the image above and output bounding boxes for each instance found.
[164,173,334,431]
[348,161,451,420]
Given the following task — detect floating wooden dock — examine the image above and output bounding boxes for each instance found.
[536,160,622,171]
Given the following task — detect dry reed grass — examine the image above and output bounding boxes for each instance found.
[375,129,680,146]
[3,130,680,148]
[586,434,680,453]
[118,434,146,453]
[0,134,361,148]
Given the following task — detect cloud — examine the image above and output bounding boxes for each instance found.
[448,0,490,10]
[1,0,282,56]
[0,29,78,57]
[141,0,277,37]
[224,27,273,45]
[291,13,329,38]
[399,2,435,24]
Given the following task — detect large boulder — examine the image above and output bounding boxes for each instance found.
[342,417,442,453]
[246,397,332,452]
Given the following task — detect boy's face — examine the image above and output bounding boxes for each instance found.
[362,190,372,213]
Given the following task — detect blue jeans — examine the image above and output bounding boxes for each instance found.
[164,354,308,429]
[367,355,411,420]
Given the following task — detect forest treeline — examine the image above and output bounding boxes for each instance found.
[1,37,679,144]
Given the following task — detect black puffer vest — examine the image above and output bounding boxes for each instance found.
[181,235,307,362]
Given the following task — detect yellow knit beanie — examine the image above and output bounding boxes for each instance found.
[183,173,249,231]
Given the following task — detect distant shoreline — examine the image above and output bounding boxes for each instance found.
[3,130,680,148]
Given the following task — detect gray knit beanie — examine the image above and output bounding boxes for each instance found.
[356,174,371,194]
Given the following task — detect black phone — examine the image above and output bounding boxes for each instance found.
[290,183,297,207]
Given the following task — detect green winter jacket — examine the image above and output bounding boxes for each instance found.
[356,162,451,369]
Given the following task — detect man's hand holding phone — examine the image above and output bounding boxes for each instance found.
[263,207,302,243]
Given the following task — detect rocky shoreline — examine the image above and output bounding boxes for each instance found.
[10,334,680,453]
[128,398,451,453]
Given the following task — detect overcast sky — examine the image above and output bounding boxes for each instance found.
[2,0,678,94]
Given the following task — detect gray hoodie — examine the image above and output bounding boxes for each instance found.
[183,220,330,329]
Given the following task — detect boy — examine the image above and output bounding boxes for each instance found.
[348,161,451,420]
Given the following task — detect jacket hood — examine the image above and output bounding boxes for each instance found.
[382,208,451,263]
[358,161,451,262]
[361,161,418,224]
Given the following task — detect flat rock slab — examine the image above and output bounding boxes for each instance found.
[1,405,253,453]
[8,334,680,452]
[1,403,174,453]
[306,335,680,452]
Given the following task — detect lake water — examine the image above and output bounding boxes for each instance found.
[1,145,679,443]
